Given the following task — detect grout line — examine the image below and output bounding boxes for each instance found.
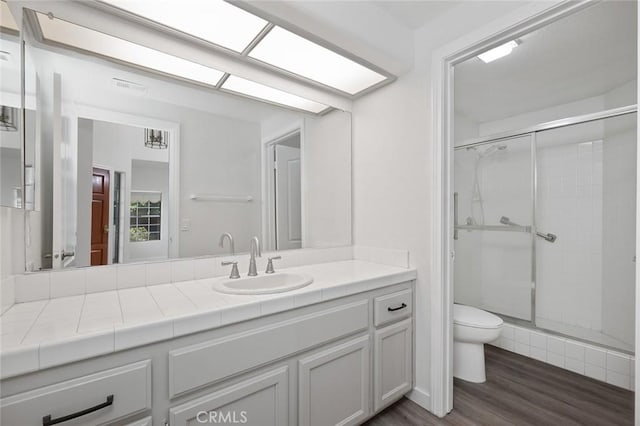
[19,301,49,344]
[75,294,87,333]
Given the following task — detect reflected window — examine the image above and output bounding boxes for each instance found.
[130,192,161,242]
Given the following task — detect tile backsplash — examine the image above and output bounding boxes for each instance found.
[1,245,410,306]
[493,323,635,390]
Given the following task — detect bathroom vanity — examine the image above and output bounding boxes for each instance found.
[0,260,416,425]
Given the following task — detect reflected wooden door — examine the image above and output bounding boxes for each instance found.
[91,168,110,265]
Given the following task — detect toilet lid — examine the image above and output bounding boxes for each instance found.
[453,304,503,329]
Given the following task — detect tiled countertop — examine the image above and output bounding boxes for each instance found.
[0,260,416,379]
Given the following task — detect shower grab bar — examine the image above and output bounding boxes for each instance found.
[500,216,557,243]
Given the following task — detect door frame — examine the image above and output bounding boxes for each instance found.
[71,104,181,260]
[261,121,305,251]
[429,0,600,416]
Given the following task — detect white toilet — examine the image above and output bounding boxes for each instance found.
[453,304,503,383]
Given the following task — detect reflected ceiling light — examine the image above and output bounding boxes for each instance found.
[222,75,328,114]
[36,12,225,87]
[248,26,387,95]
[1,1,19,32]
[477,40,519,64]
[99,0,268,53]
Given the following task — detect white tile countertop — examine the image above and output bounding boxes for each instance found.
[0,260,416,379]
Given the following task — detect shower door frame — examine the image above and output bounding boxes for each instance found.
[454,104,638,331]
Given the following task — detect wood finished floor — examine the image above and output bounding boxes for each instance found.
[365,345,634,426]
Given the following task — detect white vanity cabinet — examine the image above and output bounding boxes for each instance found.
[298,336,370,426]
[0,281,414,426]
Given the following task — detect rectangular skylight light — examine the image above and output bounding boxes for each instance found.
[222,75,328,114]
[477,40,519,63]
[36,12,225,87]
[1,1,19,32]
[99,0,268,53]
[248,26,387,95]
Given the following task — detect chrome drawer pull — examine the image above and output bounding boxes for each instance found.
[42,395,114,425]
[387,303,407,312]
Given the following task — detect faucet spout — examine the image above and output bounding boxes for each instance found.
[219,232,235,255]
[248,236,261,276]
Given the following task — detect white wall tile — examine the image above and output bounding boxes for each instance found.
[547,336,565,355]
[585,364,606,381]
[514,342,530,357]
[194,258,216,280]
[547,352,565,368]
[1,276,15,314]
[514,327,530,345]
[530,346,546,362]
[564,341,585,361]
[15,273,50,302]
[171,260,195,283]
[85,266,117,293]
[50,269,86,298]
[501,338,515,351]
[606,352,631,375]
[501,324,515,341]
[530,332,547,349]
[565,358,585,375]
[146,262,171,286]
[606,370,630,389]
[585,345,606,368]
[117,264,147,289]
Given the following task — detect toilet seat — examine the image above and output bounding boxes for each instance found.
[454,304,503,329]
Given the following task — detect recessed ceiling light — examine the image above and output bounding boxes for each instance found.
[36,12,225,87]
[477,40,519,64]
[222,75,328,114]
[98,0,268,53]
[1,1,19,32]
[248,26,387,95]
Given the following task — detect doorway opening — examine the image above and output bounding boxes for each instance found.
[266,130,302,251]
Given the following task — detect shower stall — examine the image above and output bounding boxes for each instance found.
[453,106,637,353]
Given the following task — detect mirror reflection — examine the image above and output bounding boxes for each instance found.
[22,9,352,271]
[0,0,21,208]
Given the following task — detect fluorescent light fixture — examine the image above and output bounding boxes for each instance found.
[222,75,328,113]
[36,12,225,87]
[1,1,19,32]
[99,0,268,53]
[249,26,386,95]
[477,40,519,63]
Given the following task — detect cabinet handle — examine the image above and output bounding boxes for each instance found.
[42,395,114,425]
[387,303,407,312]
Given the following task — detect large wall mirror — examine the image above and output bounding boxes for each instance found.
[19,6,352,271]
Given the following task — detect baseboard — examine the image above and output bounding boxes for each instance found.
[407,386,431,411]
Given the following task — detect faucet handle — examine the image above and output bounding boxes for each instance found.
[221,261,240,279]
[265,256,282,274]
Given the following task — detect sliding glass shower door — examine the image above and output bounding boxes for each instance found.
[453,135,534,321]
[534,113,636,352]
[453,111,637,352]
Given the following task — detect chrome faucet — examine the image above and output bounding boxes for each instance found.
[248,236,261,276]
[219,232,235,254]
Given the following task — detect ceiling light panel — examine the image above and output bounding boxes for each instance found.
[1,1,19,32]
[36,12,225,87]
[249,26,387,95]
[477,40,519,63]
[222,75,328,113]
[99,0,268,53]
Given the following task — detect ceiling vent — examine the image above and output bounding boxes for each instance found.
[112,78,147,94]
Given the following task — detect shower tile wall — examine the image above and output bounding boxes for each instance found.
[536,139,603,332]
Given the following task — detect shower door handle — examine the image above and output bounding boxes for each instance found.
[536,231,557,243]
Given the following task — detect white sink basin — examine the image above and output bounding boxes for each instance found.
[213,272,314,295]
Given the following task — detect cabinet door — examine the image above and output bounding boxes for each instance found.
[170,366,288,426]
[298,336,370,426]
[374,318,413,411]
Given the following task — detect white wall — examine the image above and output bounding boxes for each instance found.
[351,0,537,410]
[303,111,352,248]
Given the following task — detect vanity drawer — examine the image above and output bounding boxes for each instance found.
[0,360,152,426]
[374,289,413,327]
[169,299,369,397]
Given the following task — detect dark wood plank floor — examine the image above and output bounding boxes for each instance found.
[366,345,634,426]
